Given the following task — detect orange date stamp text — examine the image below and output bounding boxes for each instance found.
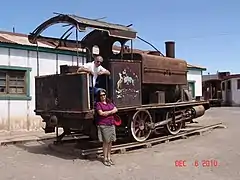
[175,159,219,167]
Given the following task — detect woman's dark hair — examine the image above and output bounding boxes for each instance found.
[96,89,111,103]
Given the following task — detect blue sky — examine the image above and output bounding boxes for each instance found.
[0,0,239,74]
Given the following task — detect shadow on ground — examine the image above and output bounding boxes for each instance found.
[13,138,103,163]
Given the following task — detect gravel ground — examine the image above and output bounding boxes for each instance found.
[0,107,239,180]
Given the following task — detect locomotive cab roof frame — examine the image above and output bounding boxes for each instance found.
[28,13,138,69]
[28,13,137,44]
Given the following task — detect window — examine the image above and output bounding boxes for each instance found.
[188,81,195,98]
[237,79,240,90]
[227,80,231,90]
[0,66,31,100]
[222,82,225,91]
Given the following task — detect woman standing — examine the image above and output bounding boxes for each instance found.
[95,89,118,166]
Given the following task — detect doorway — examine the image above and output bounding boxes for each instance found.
[188,81,195,99]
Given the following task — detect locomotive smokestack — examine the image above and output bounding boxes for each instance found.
[165,41,175,58]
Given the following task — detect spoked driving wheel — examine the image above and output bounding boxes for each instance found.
[165,110,183,135]
[131,110,153,142]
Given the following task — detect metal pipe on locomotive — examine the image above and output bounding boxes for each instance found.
[28,13,210,143]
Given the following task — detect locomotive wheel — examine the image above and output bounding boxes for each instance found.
[165,111,183,135]
[131,110,152,142]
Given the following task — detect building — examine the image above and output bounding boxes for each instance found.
[186,64,206,99]
[202,72,240,106]
[221,74,240,106]
[0,30,207,132]
[202,72,229,106]
[0,31,88,132]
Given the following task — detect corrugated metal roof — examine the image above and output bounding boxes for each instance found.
[187,63,206,70]
[0,30,143,54]
[222,74,240,80]
[0,30,206,70]
[0,33,53,48]
[0,36,15,44]
[202,74,219,81]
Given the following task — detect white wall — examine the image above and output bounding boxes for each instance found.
[222,78,240,106]
[187,69,203,97]
[0,47,86,132]
[221,81,226,103]
[231,78,240,105]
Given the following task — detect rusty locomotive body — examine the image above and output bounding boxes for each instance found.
[28,14,210,142]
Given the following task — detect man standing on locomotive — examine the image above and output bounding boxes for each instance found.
[77,55,110,95]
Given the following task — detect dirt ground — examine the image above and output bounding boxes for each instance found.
[0,107,239,180]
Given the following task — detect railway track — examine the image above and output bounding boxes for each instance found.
[77,123,224,156]
[49,122,225,157]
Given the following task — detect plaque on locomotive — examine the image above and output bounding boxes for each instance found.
[109,60,141,108]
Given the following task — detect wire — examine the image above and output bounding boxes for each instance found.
[173,32,240,41]
[136,36,164,56]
